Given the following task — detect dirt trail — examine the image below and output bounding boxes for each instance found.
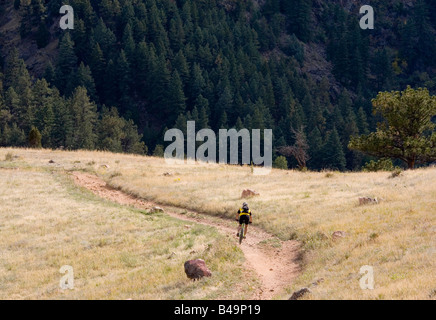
[71,171,301,300]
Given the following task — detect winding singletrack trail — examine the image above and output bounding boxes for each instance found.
[71,171,301,300]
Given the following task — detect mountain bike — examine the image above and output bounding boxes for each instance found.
[239,222,247,244]
[236,219,250,244]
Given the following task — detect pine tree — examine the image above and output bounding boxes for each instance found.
[8,123,26,146]
[134,41,149,97]
[73,63,97,103]
[122,24,136,63]
[89,42,106,97]
[19,0,32,38]
[55,33,78,94]
[116,49,134,116]
[43,62,55,85]
[321,127,346,171]
[36,19,50,48]
[97,107,125,153]
[173,50,190,88]
[349,87,436,169]
[99,0,115,23]
[93,18,117,59]
[30,0,46,26]
[215,86,234,125]
[284,0,313,42]
[169,11,185,52]
[273,156,288,170]
[72,19,88,62]
[69,87,97,150]
[308,126,323,169]
[28,126,42,148]
[356,107,369,135]
[195,95,210,128]
[103,59,118,107]
[51,87,72,148]
[149,52,171,114]
[166,71,186,123]
[4,48,32,94]
[122,119,146,154]
[190,63,206,99]
[31,79,54,148]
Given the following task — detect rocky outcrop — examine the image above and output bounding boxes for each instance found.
[289,287,311,300]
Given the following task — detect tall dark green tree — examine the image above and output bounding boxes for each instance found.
[55,33,78,94]
[283,0,313,42]
[321,127,346,171]
[68,87,97,150]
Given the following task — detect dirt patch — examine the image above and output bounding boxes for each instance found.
[71,171,301,300]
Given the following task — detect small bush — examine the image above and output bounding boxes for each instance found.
[28,127,42,148]
[362,158,395,172]
[388,168,403,179]
[109,171,122,179]
[4,152,14,161]
[273,156,288,170]
[369,232,379,241]
[153,145,165,157]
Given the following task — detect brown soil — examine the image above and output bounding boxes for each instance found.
[71,171,301,300]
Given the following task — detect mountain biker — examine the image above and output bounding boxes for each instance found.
[236,202,252,238]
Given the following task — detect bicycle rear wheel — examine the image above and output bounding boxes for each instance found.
[239,223,245,244]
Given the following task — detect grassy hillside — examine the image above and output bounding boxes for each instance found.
[1,147,435,299]
[0,148,255,299]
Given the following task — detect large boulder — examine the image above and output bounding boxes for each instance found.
[241,189,260,198]
[150,206,164,213]
[184,259,212,281]
[332,231,346,241]
[289,287,311,300]
[359,197,380,205]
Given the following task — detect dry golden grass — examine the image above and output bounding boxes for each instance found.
[1,147,435,299]
[0,149,256,300]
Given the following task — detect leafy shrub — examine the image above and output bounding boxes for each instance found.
[388,168,403,179]
[153,145,164,157]
[28,127,42,148]
[362,158,395,172]
[4,152,14,161]
[273,156,288,170]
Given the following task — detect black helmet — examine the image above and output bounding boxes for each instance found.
[242,202,248,209]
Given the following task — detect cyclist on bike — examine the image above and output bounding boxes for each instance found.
[236,202,252,238]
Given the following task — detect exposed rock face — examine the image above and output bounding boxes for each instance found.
[184,259,212,281]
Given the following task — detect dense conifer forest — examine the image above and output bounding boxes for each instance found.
[1,0,435,170]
